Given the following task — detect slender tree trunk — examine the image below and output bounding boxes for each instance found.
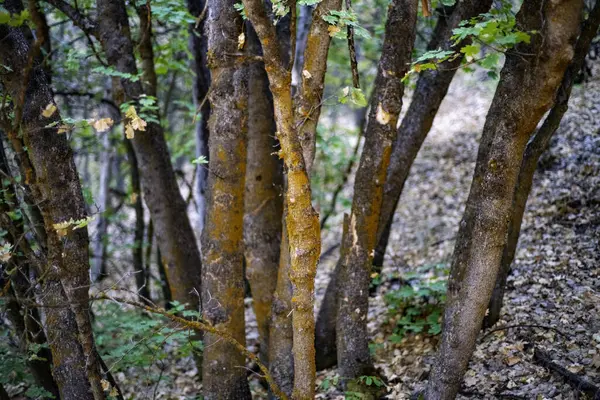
[243,26,284,365]
[335,0,417,381]
[243,0,338,395]
[291,4,313,90]
[46,0,203,309]
[91,108,113,282]
[0,10,105,399]
[200,0,251,397]
[252,0,340,395]
[484,1,600,329]
[136,3,158,98]
[294,0,342,173]
[156,245,173,309]
[373,0,494,268]
[425,2,582,398]
[187,0,211,233]
[126,140,151,303]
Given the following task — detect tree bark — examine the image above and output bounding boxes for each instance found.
[373,0,494,268]
[0,139,60,399]
[424,2,582,398]
[242,1,330,396]
[90,96,114,282]
[0,10,105,399]
[243,26,284,365]
[200,0,251,397]
[294,0,342,173]
[187,0,211,233]
[47,0,203,309]
[126,140,151,304]
[484,0,600,329]
[335,0,417,381]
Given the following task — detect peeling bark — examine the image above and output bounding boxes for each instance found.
[200,0,251,397]
[373,0,494,268]
[336,0,417,381]
[484,0,600,329]
[424,2,582,398]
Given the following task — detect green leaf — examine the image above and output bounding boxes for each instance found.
[460,43,481,59]
[479,52,499,69]
[350,88,368,107]
[192,155,208,165]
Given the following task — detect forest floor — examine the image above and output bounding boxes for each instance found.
[312,64,600,399]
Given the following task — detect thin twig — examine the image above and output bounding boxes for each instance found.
[480,324,568,341]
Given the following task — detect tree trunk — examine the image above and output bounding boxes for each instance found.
[294,0,342,173]
[46,0,204,309]
[90,101,114,282]
[200,0,251,397]
[243,26,284,365]
[242,1,331,396]
[424,2,582,398]
[187,0,211,233]
[0,139,60,399]
[0,10,105,399]
[126,140,151,304]
[484,0,600,329]
[373,0,494,268]
[335,0,417,381]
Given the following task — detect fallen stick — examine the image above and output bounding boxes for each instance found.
[533,348,600,399]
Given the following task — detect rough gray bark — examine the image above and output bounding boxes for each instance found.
[484,0,600,329]
[373,0,494,268]
[424,1,583,398]
[0,9,105,399]
[187,0,211,233]
[335,0,417,381]
[0,139,60,399]
[243,25,284,365]
[47,0,203,309]
[200,0,251,396]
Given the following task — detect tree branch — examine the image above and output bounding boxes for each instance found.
[242,0,285,74]
[95,295,289,400]
[43,0,97,36]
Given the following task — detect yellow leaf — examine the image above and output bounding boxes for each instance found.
[129,192,138,204]
[125,105,138,119]
[302,69,312,79]
[238,32,245,50]
[93,118,114,133]
[57,125,70,134]
[0,252,11,262]
[131,116,147,131]
[125,124,135,139]
[42,103,57,118]
[53,219,74,237]
[101,379,110,391]
[328,25,341,37]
